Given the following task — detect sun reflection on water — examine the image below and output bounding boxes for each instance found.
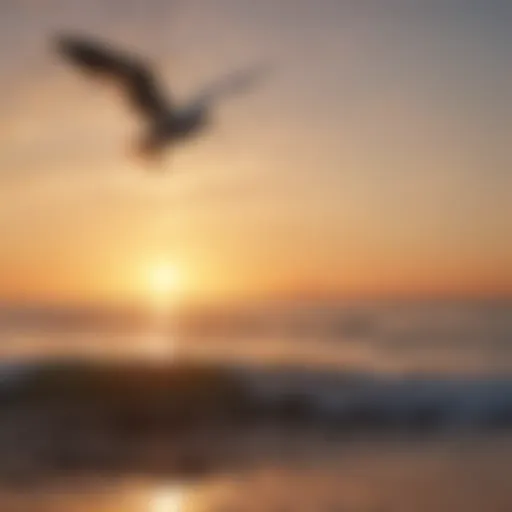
[150,485,187,512]
[141,331,176,361]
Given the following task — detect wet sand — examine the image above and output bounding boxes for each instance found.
[0,432,511,511]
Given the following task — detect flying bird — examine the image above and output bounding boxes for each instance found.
[54,34,268,163]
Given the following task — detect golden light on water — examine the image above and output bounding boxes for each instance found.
[142,332,175,361]
[150,486,187,512]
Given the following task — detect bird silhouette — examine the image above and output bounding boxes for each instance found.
[54,34,268,164]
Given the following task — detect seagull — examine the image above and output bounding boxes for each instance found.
[54,34,268,163]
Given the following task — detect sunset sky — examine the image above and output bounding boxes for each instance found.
[0,0,510,306]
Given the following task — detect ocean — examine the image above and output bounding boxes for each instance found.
[0,299,511,511]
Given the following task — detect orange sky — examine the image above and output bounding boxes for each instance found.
[0,0,511,307]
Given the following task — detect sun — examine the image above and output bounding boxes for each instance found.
[148,262,180,298]
[146,262,184,312]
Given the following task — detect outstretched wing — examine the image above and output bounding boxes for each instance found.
[192,63,271,107]
[55,35,171,121]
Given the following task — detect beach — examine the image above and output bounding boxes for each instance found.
[0,433,511,511]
